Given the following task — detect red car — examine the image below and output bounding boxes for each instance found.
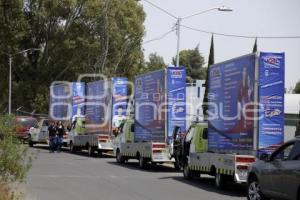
[16,116,38,141]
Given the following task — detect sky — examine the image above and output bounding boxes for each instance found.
[140,0,300,90]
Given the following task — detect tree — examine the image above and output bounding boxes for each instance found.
[144,52,165,72]
[172,46,206,82]
[294,80,300,94]
[252,38,258,53]
[0,0,145,113]
[202,35,214,119]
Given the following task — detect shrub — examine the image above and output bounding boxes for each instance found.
[0,115,33,199]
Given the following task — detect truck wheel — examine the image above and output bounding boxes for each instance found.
[116,150,125,164]
[215,173,226,189]
[28,135,34,147]
[88,145,95,157]
[183,163,193,180]
[139,156,146,169]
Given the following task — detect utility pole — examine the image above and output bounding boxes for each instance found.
[8,55,12,115]
[176,18,181,67]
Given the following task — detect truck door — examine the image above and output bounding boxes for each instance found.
[193,126,208,153]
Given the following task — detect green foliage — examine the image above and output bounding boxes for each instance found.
[294,80,300,94]
[202,35,214,119]
[144,53,165,72]
[0,114,33,200]
[0,0,145,113]
[172,45,206,82]
[0,115,32,185]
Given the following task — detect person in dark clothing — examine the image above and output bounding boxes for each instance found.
[56,121,65,152]
[48,122,57,153]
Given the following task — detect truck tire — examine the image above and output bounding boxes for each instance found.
[28,135,34,147]
[116,149,125,164]
[183,163,193,180]
[139,156,146,169]
[215,173,226,189]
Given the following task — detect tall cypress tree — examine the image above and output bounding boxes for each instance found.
[252,37,258,53]
[202,35,214,120]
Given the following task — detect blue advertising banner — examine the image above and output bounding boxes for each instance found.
[208,54,256,151]
[135,70,165,142]
[167,67,186,141]
[71,82,85,121]
[112,78,128,129]
[85,80,111,133]
[258,52,285,154]
[50,83,71,120]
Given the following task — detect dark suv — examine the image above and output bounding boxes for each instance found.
[247,137,300,200]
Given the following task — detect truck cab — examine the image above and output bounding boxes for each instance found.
[172,122,208,169]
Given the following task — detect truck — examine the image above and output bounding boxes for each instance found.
[68,78,128,157]
[172,52,285,188]
[49,82,85,147]
[113,67,186,168]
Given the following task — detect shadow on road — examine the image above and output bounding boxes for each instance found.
[159,175,247,197]
[107,161,180,173]
[30,145,114,159]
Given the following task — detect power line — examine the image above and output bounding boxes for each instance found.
[142,0,177,19]
[143,28,176,44]
[181,24,300,39]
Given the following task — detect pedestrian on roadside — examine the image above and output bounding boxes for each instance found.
[56,121,65,153]
[48,121,57,153]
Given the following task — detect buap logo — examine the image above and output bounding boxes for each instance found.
[210,68,221,78]
[171,70,183,78]
[263,56,281,69]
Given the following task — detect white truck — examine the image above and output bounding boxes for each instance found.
[28,117,49,147]
[172,52,285,188]
[68,78,128,157]
[113,67,187,169]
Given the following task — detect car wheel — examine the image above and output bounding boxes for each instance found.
[247,177,269,200]
[215,173,225,189]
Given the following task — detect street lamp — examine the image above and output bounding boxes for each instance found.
[8,48,41,115]
[175,6,233,66]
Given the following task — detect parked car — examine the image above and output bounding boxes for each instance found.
[16,116,37,141]
[247,137,300,200]
[28,118,49,147]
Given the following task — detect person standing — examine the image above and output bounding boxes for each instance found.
[56,121,65,152]
[48,122,57,153]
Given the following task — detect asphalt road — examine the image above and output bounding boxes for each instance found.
[25,146,246,200]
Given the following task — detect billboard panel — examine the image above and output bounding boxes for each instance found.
[85,80,112,134]
[135,70,166,142]
[112,78,128,130]
[208,54,256,151]
[50,83,72,120]
[167,67,186,142]
[258,52,285,154]
[71,82,85,121]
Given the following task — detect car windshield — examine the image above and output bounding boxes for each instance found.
[17,118,37,127]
